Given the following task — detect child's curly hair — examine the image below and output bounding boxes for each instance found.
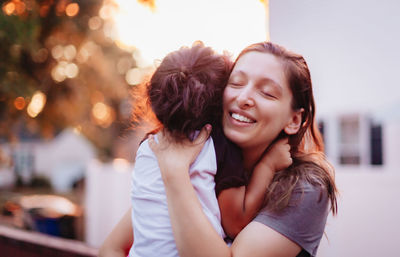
[134,41,232,141]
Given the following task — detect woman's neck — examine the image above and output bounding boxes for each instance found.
[242,146,266,173]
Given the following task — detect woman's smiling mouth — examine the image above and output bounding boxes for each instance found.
[230,112,256,123]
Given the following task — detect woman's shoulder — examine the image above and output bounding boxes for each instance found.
[254,171,330,257]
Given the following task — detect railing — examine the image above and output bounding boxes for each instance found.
[0,225,98,257]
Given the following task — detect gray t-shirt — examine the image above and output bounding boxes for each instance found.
[254,181,329,257]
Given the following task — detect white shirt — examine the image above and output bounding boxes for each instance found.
[129,136,224,257]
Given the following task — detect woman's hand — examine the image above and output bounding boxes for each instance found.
[148,125,212,180]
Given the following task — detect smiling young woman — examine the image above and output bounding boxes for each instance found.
[223,51,304,172]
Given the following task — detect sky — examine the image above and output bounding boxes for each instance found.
[112,0,268,64]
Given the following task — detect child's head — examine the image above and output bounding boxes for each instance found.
[148,41,232,140]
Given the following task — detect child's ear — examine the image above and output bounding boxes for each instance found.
[284,108,304,135]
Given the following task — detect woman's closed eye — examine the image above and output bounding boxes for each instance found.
[228,81,244,87]
[261,90,277,99]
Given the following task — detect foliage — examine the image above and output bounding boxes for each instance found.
[0,0,137,160]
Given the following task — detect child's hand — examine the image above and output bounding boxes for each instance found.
[258,138,292,172]
[148,125,212,180]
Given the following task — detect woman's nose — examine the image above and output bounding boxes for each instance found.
[236,85,255,109]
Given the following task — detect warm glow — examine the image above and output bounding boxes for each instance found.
[92,102,115,128]
[14,0,25,15]
[113,158,130,172]
[27,91,46,118]
[111,0,268,64]
[14,97,26,110]
[76,41,98,63]
[117,57,132,74]
[88,16,102,30]
[99,3,117,20]
[64,44,77,60]
[65,63,79,78]
[73,125,82,134]
[125,68,142,85]
[3,2,15,15]
[52,45,64,60]
[32,48,49,63]
[65,3,79,17]
[51,61,79,82]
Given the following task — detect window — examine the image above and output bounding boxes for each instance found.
[339,115,361,165]
[370,123,383,165]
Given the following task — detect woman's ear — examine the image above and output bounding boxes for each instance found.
[284,108,304,135]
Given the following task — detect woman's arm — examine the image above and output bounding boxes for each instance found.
[149,127,301,257]
[231,221,301,257]
[99,209,133,257]
[218,138,292,238]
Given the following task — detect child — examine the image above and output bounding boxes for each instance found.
[129,41,291,257]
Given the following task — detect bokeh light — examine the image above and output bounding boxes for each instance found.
[125,68,143,85]
[65,3,79,17]
[52,45,64,60]
[32,48,49,63]
[64,44,77,61]
[88,16,102,30]
[2,2,15,15]
[117,57,132,75]
[14,97,26,110]
[92,102,115,128]
[51,61,79,82]
[27,91,46,118]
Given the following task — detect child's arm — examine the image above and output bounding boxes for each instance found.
[99,209,134,257]
[217,138,292,239]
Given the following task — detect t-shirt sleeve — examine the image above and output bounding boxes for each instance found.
[253,182,330,257]
[211,128,247,196]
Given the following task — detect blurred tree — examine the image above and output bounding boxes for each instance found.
[0,0,141,160]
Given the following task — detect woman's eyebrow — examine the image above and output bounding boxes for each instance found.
[259,78,283,93]
[230,70,246,78]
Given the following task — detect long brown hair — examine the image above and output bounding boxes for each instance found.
[235,42,338,214]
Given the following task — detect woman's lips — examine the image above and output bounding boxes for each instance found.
[229,112,256,125]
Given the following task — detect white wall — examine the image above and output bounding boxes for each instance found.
[268,1,400,256]
[85,159,132,247]
[269,0,400,117]
[318,170,400,257]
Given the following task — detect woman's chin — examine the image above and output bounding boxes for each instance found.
[223,128,248,146]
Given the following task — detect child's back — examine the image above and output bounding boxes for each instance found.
[130,135,223,256]
[129,42,231,256]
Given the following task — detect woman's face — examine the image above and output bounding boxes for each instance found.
[222,51,297,158]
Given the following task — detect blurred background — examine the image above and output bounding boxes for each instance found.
[0,0,399,256]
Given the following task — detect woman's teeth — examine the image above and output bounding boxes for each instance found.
[231,113,254,123]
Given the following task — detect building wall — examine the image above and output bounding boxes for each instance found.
[318,170,400,257]
[269,0,400,116]
[268,1,400,256]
